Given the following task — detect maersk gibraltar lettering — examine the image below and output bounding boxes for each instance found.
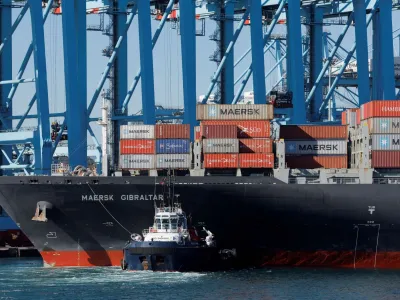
[81,194,164,201]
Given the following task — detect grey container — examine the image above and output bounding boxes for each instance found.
[156,154,191,169]
[196,104,273,120]
[285,140,347,155]
[120,125,155,139]
[203,138,239,153]
[119,154,155,169]
[362,118,400,134]
[370,134,400,150]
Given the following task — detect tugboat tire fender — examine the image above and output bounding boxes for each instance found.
[121,258,127,270]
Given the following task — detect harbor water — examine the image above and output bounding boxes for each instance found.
[0,258,400,299]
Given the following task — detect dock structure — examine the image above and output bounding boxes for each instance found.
[0,0,398,174]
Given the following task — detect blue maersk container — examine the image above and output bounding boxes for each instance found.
[156,139,190,154]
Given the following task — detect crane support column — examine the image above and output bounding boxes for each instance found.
[0,0,12,174]
[249,0,266,104]
[137,0,155,124]
[352,0,370,105]
[28,0,51,174]
[310,6,323,121]
[378,0,395,99]
[61,0,88,168]
[287,0,306,123]
[114,0,128,113]
[222,1,234,104]
[372,13,382,99]
[179,0,197,139]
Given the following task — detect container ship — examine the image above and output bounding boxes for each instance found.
[2,102,400,269]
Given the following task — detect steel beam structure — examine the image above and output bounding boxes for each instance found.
[61,0,88,168]
[0,0,13,174]
[309,6,324,121]
[249,0,266,104]
[202,9,250,104]
[232,0,286,104]
[180,0,197,139]
[352,0,370,105]
[121,0,174,112]
[286,0,306,123]
[222,0,235,104]
[377,0,396,99]
[137,0,156,125]
[28,0,52,174]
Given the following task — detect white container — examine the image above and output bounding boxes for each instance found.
[196,104,273,120]
[362,118,400,134]
[120,125,155,139]
[119,155,155,169]
[156,154,191,169]
[203,138,239,153]
[285,140,347,155]
[370,134,400,150]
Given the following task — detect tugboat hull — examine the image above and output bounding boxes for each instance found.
[122,241,226,272]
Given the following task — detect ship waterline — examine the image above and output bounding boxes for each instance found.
[0,176,400,268]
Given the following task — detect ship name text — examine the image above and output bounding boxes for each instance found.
[81,194,164,201]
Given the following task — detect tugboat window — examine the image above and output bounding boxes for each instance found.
[162,219,169,229]
[171,217,178,230]
[155,218,162,230]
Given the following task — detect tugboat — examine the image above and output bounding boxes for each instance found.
[121,171,235,272]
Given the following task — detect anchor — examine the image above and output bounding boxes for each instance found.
[32,201,53,222]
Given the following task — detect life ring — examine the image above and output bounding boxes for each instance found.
[120,258,127,270]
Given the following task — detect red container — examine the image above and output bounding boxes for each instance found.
[120,139,155,154]
[201,121,270,138]
[239,153,274,168]
[203,154,238,168]
[361,100,400,120]
[202,125,237,139]
[239,139,273,153]
[279,125,347,140]
[341,111,347,125]
[194,126,201,141]
[371,151,400,168]
[285,155,347,169]
[155,124,190,139]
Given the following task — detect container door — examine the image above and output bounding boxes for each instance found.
[353,224,380,268]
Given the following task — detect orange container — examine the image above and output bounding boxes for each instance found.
[280,125,347,140]
[155,124,190,139]
[239,153,274,168]
[202,125,237,138]
[239,139,273,153]
[194,126,201,141]
[371,151,400,168]
[341,111,347,125]
[203,154,238,169]
[285,155,347,169]
[120,139,155,154]
[361,100,400,120]
[356,109,361,125]
[201,120,270,138]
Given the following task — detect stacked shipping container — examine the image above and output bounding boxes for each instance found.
[119,124,191,170]
[349,100,400,168]
[280,125,348,169]
[197,104,274,169]
[119,125,156,169]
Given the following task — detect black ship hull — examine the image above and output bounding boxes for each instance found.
[0,175,399,268]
